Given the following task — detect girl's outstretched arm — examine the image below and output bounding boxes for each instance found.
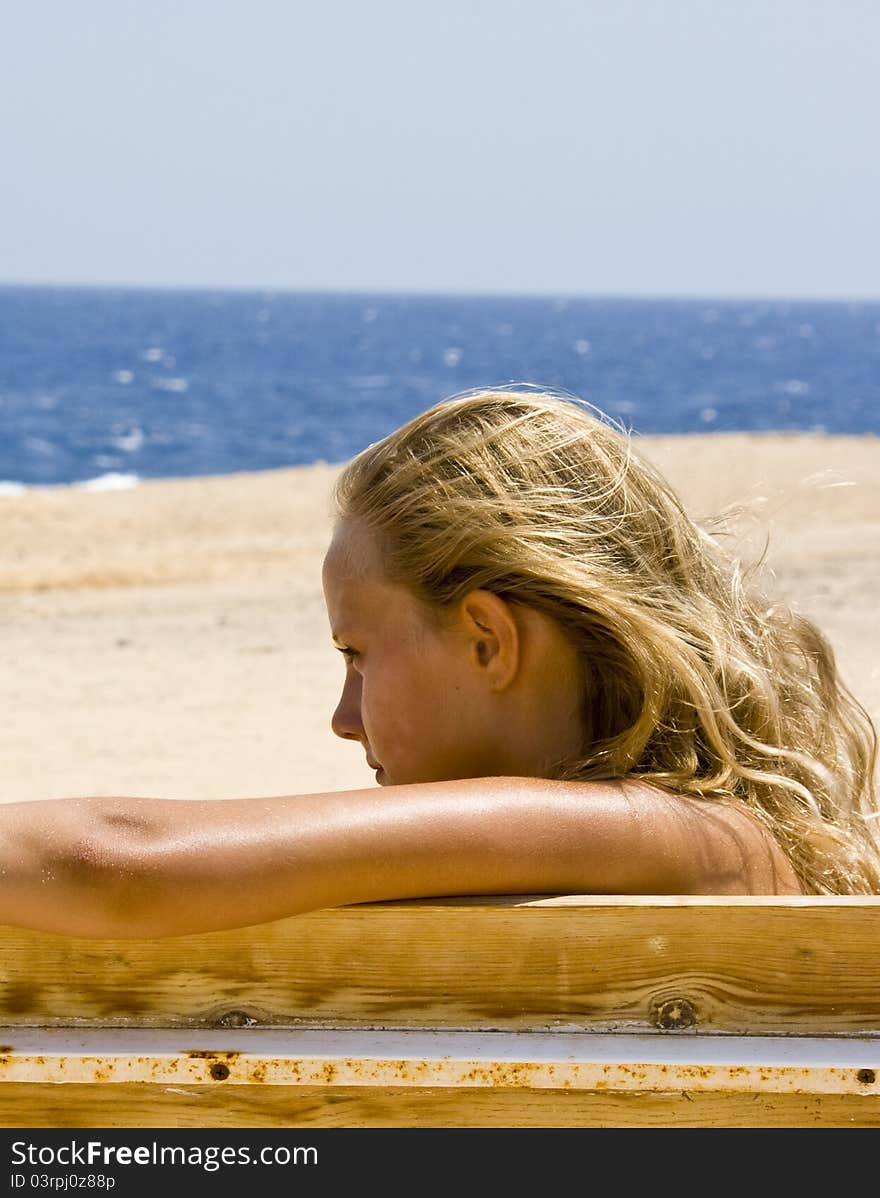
[0,776,801,938]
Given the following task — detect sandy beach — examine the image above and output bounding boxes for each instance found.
[2,433,878,804]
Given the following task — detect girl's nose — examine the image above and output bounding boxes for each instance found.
[331,670,363,741]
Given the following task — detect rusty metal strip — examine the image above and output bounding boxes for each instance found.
[0,1029,877,1096]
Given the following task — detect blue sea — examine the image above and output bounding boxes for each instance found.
[1,285,878,491]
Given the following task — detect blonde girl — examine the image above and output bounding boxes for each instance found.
[2,386,877,937]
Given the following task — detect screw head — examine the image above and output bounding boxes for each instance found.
[216,1009,257,1028]
[652,996,698,1030]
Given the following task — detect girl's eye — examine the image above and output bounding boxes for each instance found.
[338,646,359,665]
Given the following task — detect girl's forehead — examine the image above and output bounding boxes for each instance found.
[323,523,431,644]
[323,520,385,585]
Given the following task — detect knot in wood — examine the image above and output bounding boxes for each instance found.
[216,1009,257,1028]
[652,996,697,1030]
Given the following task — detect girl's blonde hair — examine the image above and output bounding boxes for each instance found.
[332,385,880,895]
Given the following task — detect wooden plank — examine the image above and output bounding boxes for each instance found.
[3,1083,879,1128]
[1,1029,878,1128]
[1,896,880,1034]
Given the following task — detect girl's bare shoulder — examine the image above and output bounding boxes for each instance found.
[602,779,805,896]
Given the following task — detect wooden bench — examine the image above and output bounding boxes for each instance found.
[1,895,879,1128]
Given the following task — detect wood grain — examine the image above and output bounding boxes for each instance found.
[2,1083,878,1129]
[2,896,879,1035]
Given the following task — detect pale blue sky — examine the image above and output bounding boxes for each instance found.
[2,0,878,298]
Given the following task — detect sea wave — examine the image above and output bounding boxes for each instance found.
[74,472,141,492]
[0,472,141,497]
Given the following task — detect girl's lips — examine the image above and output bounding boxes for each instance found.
[368,757,387,785]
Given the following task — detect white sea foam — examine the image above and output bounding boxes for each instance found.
[112,427,145,452]
[0,473,141,496]
[114,369,135,384]
[443,347,462,367]
[573,339,591,355]
[141,347,165,362]
[74,472,140,492]
[153,377,189,393]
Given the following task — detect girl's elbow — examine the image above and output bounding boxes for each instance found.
[52,798,175,937]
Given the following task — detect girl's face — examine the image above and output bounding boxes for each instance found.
[321,521,502,786]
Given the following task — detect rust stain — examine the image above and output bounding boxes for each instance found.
[185,1050,241,1060]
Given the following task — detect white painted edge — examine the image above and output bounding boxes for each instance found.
[0,1030,878,1095]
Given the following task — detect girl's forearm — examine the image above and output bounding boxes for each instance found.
[0,796,173,938]
[0,793,337,939]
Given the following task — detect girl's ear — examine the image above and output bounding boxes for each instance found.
[457,590,520,691]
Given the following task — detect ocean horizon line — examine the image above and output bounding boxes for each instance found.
[2,279,879,308]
